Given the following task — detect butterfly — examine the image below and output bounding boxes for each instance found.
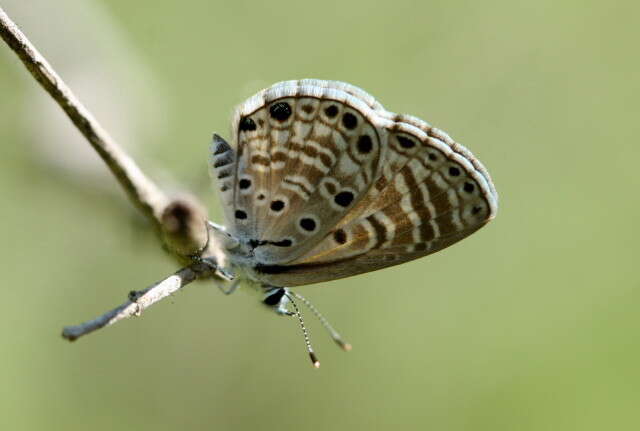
[208,80,498,366]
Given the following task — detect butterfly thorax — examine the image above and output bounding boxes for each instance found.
[226,239,269,285]
[208,229,293,314]
[213,227,287,291]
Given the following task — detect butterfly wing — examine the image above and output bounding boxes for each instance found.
[214,80,396,265]
[250,84,498,286]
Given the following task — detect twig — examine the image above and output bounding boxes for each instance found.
[0,7,168,227]
[62,264,210,341]
[0,7,225,339]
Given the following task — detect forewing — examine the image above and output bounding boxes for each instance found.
[225,81,385,265]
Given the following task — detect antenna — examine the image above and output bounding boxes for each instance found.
[285,293,320,368]
[292,292,352,352]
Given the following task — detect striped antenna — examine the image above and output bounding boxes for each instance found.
[285,293,320,368]
[292,292,352,351]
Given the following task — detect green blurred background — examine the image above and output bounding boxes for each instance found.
[1,0,639,429]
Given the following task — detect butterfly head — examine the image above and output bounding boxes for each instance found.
[262,286,292,315]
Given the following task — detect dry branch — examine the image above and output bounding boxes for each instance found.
[0,7,169,227]
[0,7,224,339]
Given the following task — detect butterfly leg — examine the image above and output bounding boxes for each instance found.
[196,256,235,280]
[216,278,240,295]
[194,253,238,295]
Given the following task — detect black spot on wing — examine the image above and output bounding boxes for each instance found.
[270,200,285,211]
[299,218,317,232]
[397,136,416,149]
[342,112,358,130]
[239,117,257,131]
[333,229,347,244]
[324,105,339,118]
[357,135,373,154]
[334,191,354,207]
[269,102,292,122]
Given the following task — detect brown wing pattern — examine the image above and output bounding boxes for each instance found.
[247,82,497,287]
[225,84,385,265]
[213,80,497,286]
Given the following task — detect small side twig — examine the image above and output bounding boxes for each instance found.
[62,263,213,341]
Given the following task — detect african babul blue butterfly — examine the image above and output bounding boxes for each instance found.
[207,80,498,367]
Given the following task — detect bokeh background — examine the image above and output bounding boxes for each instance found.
[1,0,639,429]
